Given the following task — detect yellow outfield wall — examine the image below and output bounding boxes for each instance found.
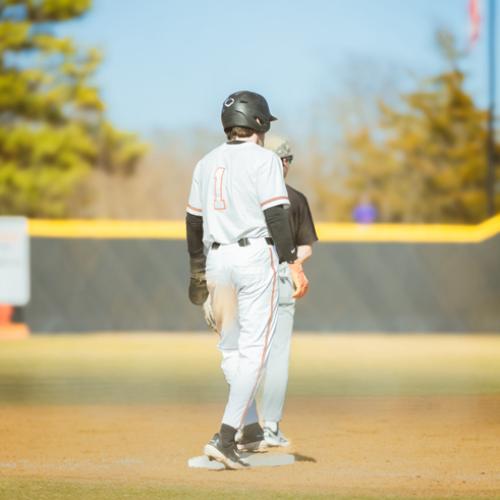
[28,214,500,243]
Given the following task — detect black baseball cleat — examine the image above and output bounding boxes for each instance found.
[204,433,250,470]
[236,422,268,452]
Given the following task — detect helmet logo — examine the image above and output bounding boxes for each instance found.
[224,97,235,107]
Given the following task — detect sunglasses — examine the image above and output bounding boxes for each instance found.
[282,156,293,165]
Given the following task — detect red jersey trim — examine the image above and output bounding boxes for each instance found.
[186,204,202,213]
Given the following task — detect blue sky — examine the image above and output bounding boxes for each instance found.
[56,0,497,140]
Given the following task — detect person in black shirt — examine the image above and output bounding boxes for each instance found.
[259,136,318,447]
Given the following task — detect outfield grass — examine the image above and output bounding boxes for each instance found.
[0,333,498,404]
[1,477,494,500]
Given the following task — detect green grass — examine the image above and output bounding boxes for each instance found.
[0,333,499,404]
[0,477,492,500]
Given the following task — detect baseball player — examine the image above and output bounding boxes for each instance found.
[260,137,318,447]
[186,91,309,470]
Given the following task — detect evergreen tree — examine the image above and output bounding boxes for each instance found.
[0,0,146,217]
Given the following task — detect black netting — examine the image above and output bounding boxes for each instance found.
[25,237,500,332]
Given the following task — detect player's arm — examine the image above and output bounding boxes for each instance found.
[185,213,209,305]
[186,163,208,306]
[263,205,308,299]
[297,244,312,263]
[259,154,309,299]
[263,205,295,263]
[258,154,295,262]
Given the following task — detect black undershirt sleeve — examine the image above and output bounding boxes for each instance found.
[186,213,208,305]
[186,213,204,259]
[263,205,297,263]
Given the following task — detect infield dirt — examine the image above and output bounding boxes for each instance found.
[1,396,499,498]
[0,334,499,499]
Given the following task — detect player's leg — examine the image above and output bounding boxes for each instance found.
[234,399,268,452]
[260,264,295,446]
[218,320,239,385]
[236,265,294,452]
[261,297,294,423]
[213,280,261,430]
[207,246,239,381]
[204,241,278,468]
[212,321,269,458]
[218,319,261,428]
[204,246,250,469]
[221,241,279,432]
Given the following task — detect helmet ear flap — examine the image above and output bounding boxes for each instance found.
[255,116,270,133]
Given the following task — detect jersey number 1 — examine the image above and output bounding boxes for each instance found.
[214,167,227,210]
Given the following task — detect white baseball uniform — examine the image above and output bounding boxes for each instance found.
[186,141,289,430]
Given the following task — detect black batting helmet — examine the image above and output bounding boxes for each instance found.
[221,91,277,133]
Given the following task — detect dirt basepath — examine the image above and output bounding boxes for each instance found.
[1,395,499,498]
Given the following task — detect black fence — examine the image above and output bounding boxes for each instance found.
[25,235,500,333]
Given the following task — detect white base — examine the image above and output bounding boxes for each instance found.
[188,453,295,469]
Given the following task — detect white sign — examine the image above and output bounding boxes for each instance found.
[0,217,30,306]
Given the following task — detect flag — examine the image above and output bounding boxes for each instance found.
[469,0,482,46]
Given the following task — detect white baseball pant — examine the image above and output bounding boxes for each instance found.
[260,262,295,423]
[206,238,279,430]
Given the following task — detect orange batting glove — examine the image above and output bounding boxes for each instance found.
[288,260,309,299]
